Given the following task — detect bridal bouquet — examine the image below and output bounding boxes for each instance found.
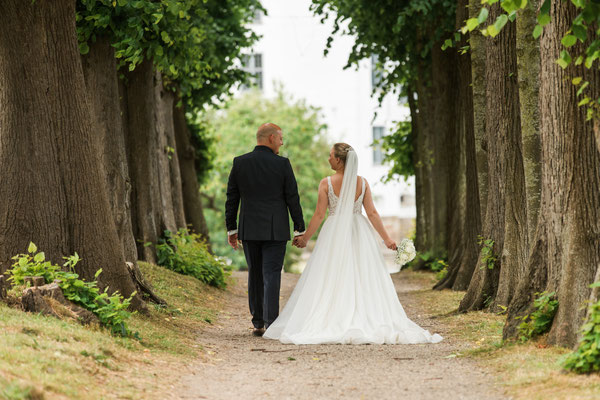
[395,238,417,269]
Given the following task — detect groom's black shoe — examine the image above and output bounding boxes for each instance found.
[252,327,265,337]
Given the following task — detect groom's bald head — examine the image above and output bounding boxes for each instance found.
[256,123,284,154]
[256,123,282,141]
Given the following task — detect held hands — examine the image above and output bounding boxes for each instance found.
[384,238,397,251]
[228,233,241,250]
[293,235,308,248]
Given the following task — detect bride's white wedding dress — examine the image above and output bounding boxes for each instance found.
[264,150,443,345]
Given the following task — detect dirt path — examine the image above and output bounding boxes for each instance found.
[177,271,507,400]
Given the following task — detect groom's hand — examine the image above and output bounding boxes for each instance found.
[293,235,307,248]
[228,233,240,250]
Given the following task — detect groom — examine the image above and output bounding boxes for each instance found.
[225,123,305,336]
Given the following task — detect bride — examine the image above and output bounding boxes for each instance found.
[263,143,443,345]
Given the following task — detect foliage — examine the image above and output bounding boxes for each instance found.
[436,267,448,281]
[478,236,497,270]
[516,291,558,342]
[76,0,263,107]
[7,243,136,337]
[202,88,332,270]
[155,229,229,288]
[380,120,414,183]
[408,250,448,274]
[447,0,600,118]
[562,281,600,373]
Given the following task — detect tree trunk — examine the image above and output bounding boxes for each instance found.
[82,37,165,306]
[125,59,161,262]
[414,54,435,259]
[516,0,542,245]
[504,1,600,346]
[434,0,481,290]
[81,36,138,266]
[460,4,526,311]
[173,101,211,240]
[470,0,489,224]
[0,0,144,311]
[154,74,181,234]
[429,44,452,259]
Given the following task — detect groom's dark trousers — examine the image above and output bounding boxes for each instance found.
[225,145,305,329]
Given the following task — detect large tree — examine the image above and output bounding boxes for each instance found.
[0,0,144,310]
[504,0,600,346]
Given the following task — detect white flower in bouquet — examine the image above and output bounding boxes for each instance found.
[395,239,417,270]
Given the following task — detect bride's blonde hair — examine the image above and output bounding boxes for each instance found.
[333,143,353,165]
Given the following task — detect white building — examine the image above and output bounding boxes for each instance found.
[241,0,416,237]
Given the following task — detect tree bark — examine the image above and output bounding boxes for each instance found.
[460,5,526,311]
[125,59,161,263]
[154,74,182,234]
[469,0,489,223]
[516,0,542,245]
[173,101,211,240]
[434,0,481,291]
[429,44,452,259]
[504,1,600,346]
[81,36,138,266]
[0,0,144,310]
[414,52,435,259]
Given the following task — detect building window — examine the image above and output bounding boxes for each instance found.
[241,53,263,90]
[371,54,382,89]
[372,126,384,165]
[253,8,262,24]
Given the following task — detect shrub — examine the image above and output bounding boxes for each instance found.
[7,242,136,337]
[562,282,600,373]
[516,291,558,342]
[155,229,228,289]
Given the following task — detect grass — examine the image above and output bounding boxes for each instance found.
[0,262,228,399]
[401,270,600,400]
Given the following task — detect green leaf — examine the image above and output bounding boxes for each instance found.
[494,14,509,33]
[95,268,103,278]
[477,7,489,24]
[466,18,479,32]
[28,242,37,254]
[79,42,90,55]
[561,35,577,48]
[577,81,589,96]
[578,97,591,106]
[572,24,587,42]
[34,252,45,263]
[575,55,584,65]
[556,50,572,69]
[572,77,583,85]
[117,0,127,6]
[590,281,600,288]
[537,13,551,26]
[442,39,453,50]
[161,31,171,44]
[533,24,543,39]
[540,0,551,14]
[487,24,499,37]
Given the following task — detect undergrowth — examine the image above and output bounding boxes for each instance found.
[516,291,558,342]
[155,229,229,289]
[6,242,136,337]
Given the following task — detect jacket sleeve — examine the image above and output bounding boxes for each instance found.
[283,158,305,232]
[225,158,240,232]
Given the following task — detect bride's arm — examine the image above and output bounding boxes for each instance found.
[363,180,397,250]
[296,178,329,246]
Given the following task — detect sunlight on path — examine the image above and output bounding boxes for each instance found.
[177,271,507,399]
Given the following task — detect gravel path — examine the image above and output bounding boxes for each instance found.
[178,270,508,400]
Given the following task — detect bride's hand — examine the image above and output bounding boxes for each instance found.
[385,239,397,251]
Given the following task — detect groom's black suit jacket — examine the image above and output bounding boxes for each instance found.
[225,146,305,241]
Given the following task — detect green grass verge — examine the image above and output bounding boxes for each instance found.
[0,262,228,399]
[401,270,600,400]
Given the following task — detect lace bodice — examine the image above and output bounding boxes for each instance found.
[327,176,365,216]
